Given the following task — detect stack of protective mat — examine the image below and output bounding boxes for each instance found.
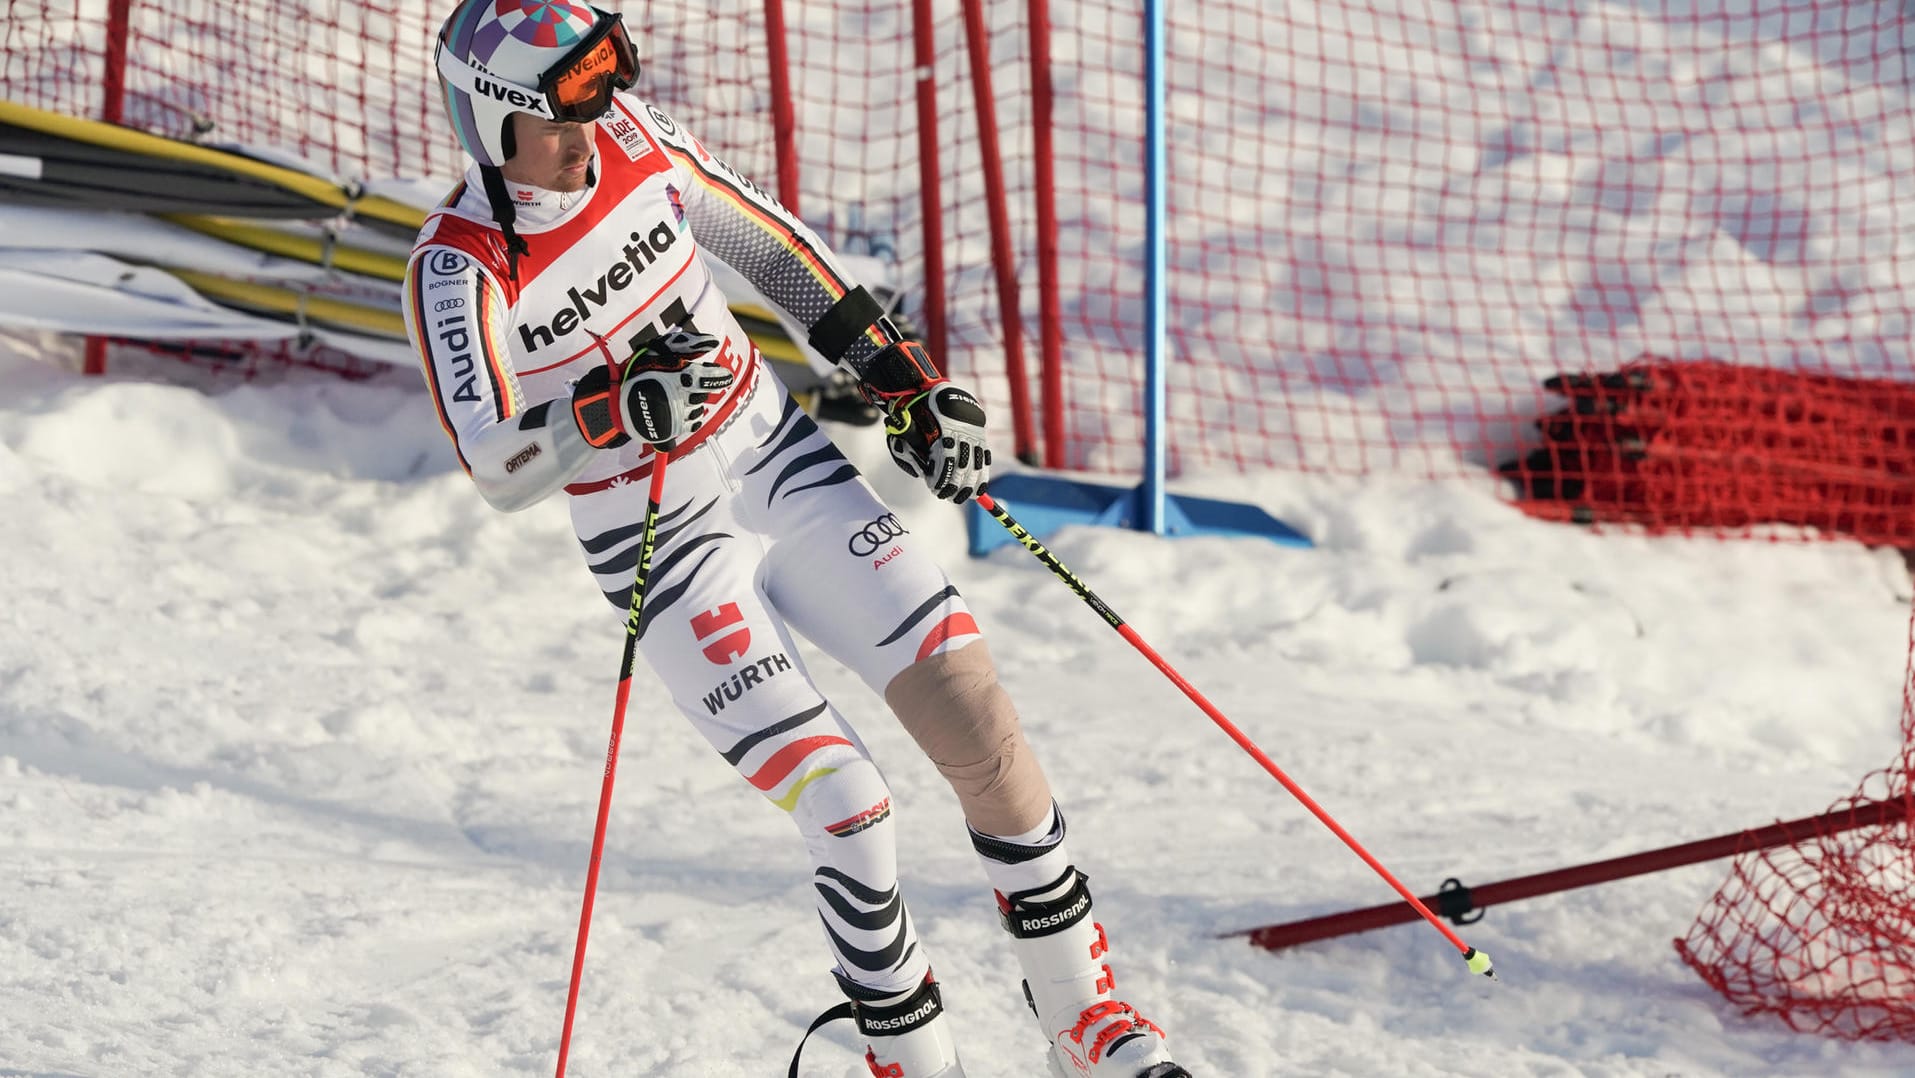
[1499,356,1915,548]
[0,97,882,420]
[0,96,428,366]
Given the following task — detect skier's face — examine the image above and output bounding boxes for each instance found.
[501,114,595,192]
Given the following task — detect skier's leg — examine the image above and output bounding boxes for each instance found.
[881,637,1049,835]
[738,399,1180,1076]
[965,806,1182,1078]
[565,440,960,1076]
[888,654,1183,1078]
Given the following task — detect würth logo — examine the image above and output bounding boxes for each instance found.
[691,602,751,665]
[701,653,793,715]
[517,222,683,352]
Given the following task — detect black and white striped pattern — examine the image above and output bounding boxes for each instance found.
[747,395,860,506]
[814,866,919,984]
[583,495,729,632]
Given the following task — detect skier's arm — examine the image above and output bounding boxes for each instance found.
[636,104,904,378]
[636,103,990,502]
[403,246,597,512]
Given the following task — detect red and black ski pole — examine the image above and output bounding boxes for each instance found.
[555,453,670,1077]
[976,491,1496,980]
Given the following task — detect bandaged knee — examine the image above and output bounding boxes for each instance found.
[883,639,1052,836]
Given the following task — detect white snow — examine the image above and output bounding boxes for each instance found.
[4,0,1915,1071]
[2,333,1913,1076]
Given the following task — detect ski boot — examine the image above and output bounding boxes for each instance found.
[998,868,1190,1078]
[788,970,966,1078]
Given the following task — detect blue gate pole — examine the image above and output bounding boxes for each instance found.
[1142,0,1167,534]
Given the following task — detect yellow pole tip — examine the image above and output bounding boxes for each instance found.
[1463,947,1495,977]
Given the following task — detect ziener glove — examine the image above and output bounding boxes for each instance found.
[571,329,735,450]
[858,341,991,504]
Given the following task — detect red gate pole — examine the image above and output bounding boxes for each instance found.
[1026,0,1064,469]
[85,0,138,377]
[960,0,1038,464]
[760,0,800,214]
[910,0,947,365]
[101,0,133,124]
[1229,796,1915,952]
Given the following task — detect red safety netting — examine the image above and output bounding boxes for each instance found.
[1675,604,1915,1041]
[2,0,448,179]
[1016,0,1915,479]
[1503,357,1915,547]
[8,5,1915,1039]
[8,1,1913,492]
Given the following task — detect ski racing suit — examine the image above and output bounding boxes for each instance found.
[402,95,976,1002]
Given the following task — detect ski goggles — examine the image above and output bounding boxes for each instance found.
[437,8,639,125]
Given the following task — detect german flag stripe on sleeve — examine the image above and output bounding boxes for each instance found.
[671,147,892,354]
[409,268,472,476]
[472,278,516,423]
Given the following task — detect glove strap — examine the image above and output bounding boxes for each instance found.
[882,389,936,436]
[572,366,628,448]
[858,340,943,411]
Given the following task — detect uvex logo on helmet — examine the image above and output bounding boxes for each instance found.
[471,76,551,114]
[517,221,684,352]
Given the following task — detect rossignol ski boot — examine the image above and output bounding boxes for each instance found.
[997,868,1190,1078]
[788,970,966,1078]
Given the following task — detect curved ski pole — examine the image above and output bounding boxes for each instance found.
[975,491,1495,980]
[556,453,671,1078]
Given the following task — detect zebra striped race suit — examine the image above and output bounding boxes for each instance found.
[402,94,980,999]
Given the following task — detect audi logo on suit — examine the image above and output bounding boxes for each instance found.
[847,513,909,556]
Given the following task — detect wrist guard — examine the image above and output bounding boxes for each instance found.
[857,340,944,414]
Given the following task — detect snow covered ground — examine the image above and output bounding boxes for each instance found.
[3,335,1914,1076]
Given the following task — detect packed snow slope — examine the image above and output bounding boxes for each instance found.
[3,339,1914,1077]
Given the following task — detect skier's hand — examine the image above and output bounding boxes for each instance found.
[883,380,992,505]
[572,329,735,450]
[854,340,991,504]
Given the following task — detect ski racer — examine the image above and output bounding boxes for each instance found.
[405,3,1191,1075]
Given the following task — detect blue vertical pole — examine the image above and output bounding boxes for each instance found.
[1141,0,1167,534]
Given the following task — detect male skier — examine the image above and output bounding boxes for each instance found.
[405,3,1190,1075]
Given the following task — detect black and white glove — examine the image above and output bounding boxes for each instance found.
[571,329,735,451]
[858,340,992,504]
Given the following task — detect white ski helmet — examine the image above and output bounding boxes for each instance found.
[434,0,639,167]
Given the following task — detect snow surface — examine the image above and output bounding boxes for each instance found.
[3,333,1914,1077]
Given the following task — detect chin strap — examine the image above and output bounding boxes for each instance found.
[478,164,531,283]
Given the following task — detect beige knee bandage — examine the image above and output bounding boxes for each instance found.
[884,639,1053,837]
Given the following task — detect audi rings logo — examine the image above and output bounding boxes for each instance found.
[848,513,909,556]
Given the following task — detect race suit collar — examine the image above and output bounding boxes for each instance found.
[464,152,600,226]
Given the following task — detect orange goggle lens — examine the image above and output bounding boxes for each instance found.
[543,18,637,120]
